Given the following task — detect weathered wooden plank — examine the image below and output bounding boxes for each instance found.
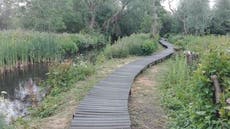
[70,39,174,129]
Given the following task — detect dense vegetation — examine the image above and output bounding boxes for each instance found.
[31,61,95,118]
[160,0,230,35]
[0,30,106,69]
[0,0,229,36]
[0,0,229,128]
[0,0,163,37]
[161,36,230,128]
[103,33,158,58]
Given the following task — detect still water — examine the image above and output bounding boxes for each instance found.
[0,64,49,123]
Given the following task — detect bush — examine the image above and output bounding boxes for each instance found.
[58,35,79,57]
[103,33,158,58]
[141,39,158,55]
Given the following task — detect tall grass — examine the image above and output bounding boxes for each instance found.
[0,30,106,70]
[160,55,195,128]
[103,33,158,58]
[168,35,230,55]
[161,35,230,128]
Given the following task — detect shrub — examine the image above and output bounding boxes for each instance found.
[141,39,158,55]
[58,35,79,57]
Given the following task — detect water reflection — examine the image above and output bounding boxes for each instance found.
[0,64,48,123]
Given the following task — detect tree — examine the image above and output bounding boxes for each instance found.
[116,0,162,36]
[167,0,188,34]
[152,0,159,37]
[21,0,71,32]
[0,0,14,29]
[210,0,230,34]
[167,0,210,35]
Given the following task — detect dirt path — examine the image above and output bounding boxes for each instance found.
[129,64,167,129]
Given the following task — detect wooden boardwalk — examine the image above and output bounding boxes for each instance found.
[70,39,174,129]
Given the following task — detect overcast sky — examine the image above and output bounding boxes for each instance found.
[161,0,216,13]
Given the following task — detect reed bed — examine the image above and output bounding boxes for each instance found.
[0,30,106,71]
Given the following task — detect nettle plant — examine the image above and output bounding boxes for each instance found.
[192,46,230,128]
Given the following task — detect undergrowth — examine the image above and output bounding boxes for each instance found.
[30,61,95,118]
[161,35,230,129]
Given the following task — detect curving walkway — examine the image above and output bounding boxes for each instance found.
[70,39,174,129]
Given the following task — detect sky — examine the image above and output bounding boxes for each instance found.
[161,0,216,13]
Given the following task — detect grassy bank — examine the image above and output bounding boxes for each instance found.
[160,35,230,128]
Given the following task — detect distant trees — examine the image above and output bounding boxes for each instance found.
[160,0,229,36]
[0,0,15,29]
[210,0,230,34]
[0,0,163,37]
[21,0,71,32]
[0,0,229,36]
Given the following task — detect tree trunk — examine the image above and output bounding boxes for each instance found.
[168,0,188,34]
[89,11,96,29]
[87,0,97,30]
[102,0,129,33]
[152,0,158,38]
[183,19,188,34]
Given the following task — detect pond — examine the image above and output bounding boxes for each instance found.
[0,63,49,123]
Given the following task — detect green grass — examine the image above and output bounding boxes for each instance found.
[168,35,230,55]
[160,35,230,129]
